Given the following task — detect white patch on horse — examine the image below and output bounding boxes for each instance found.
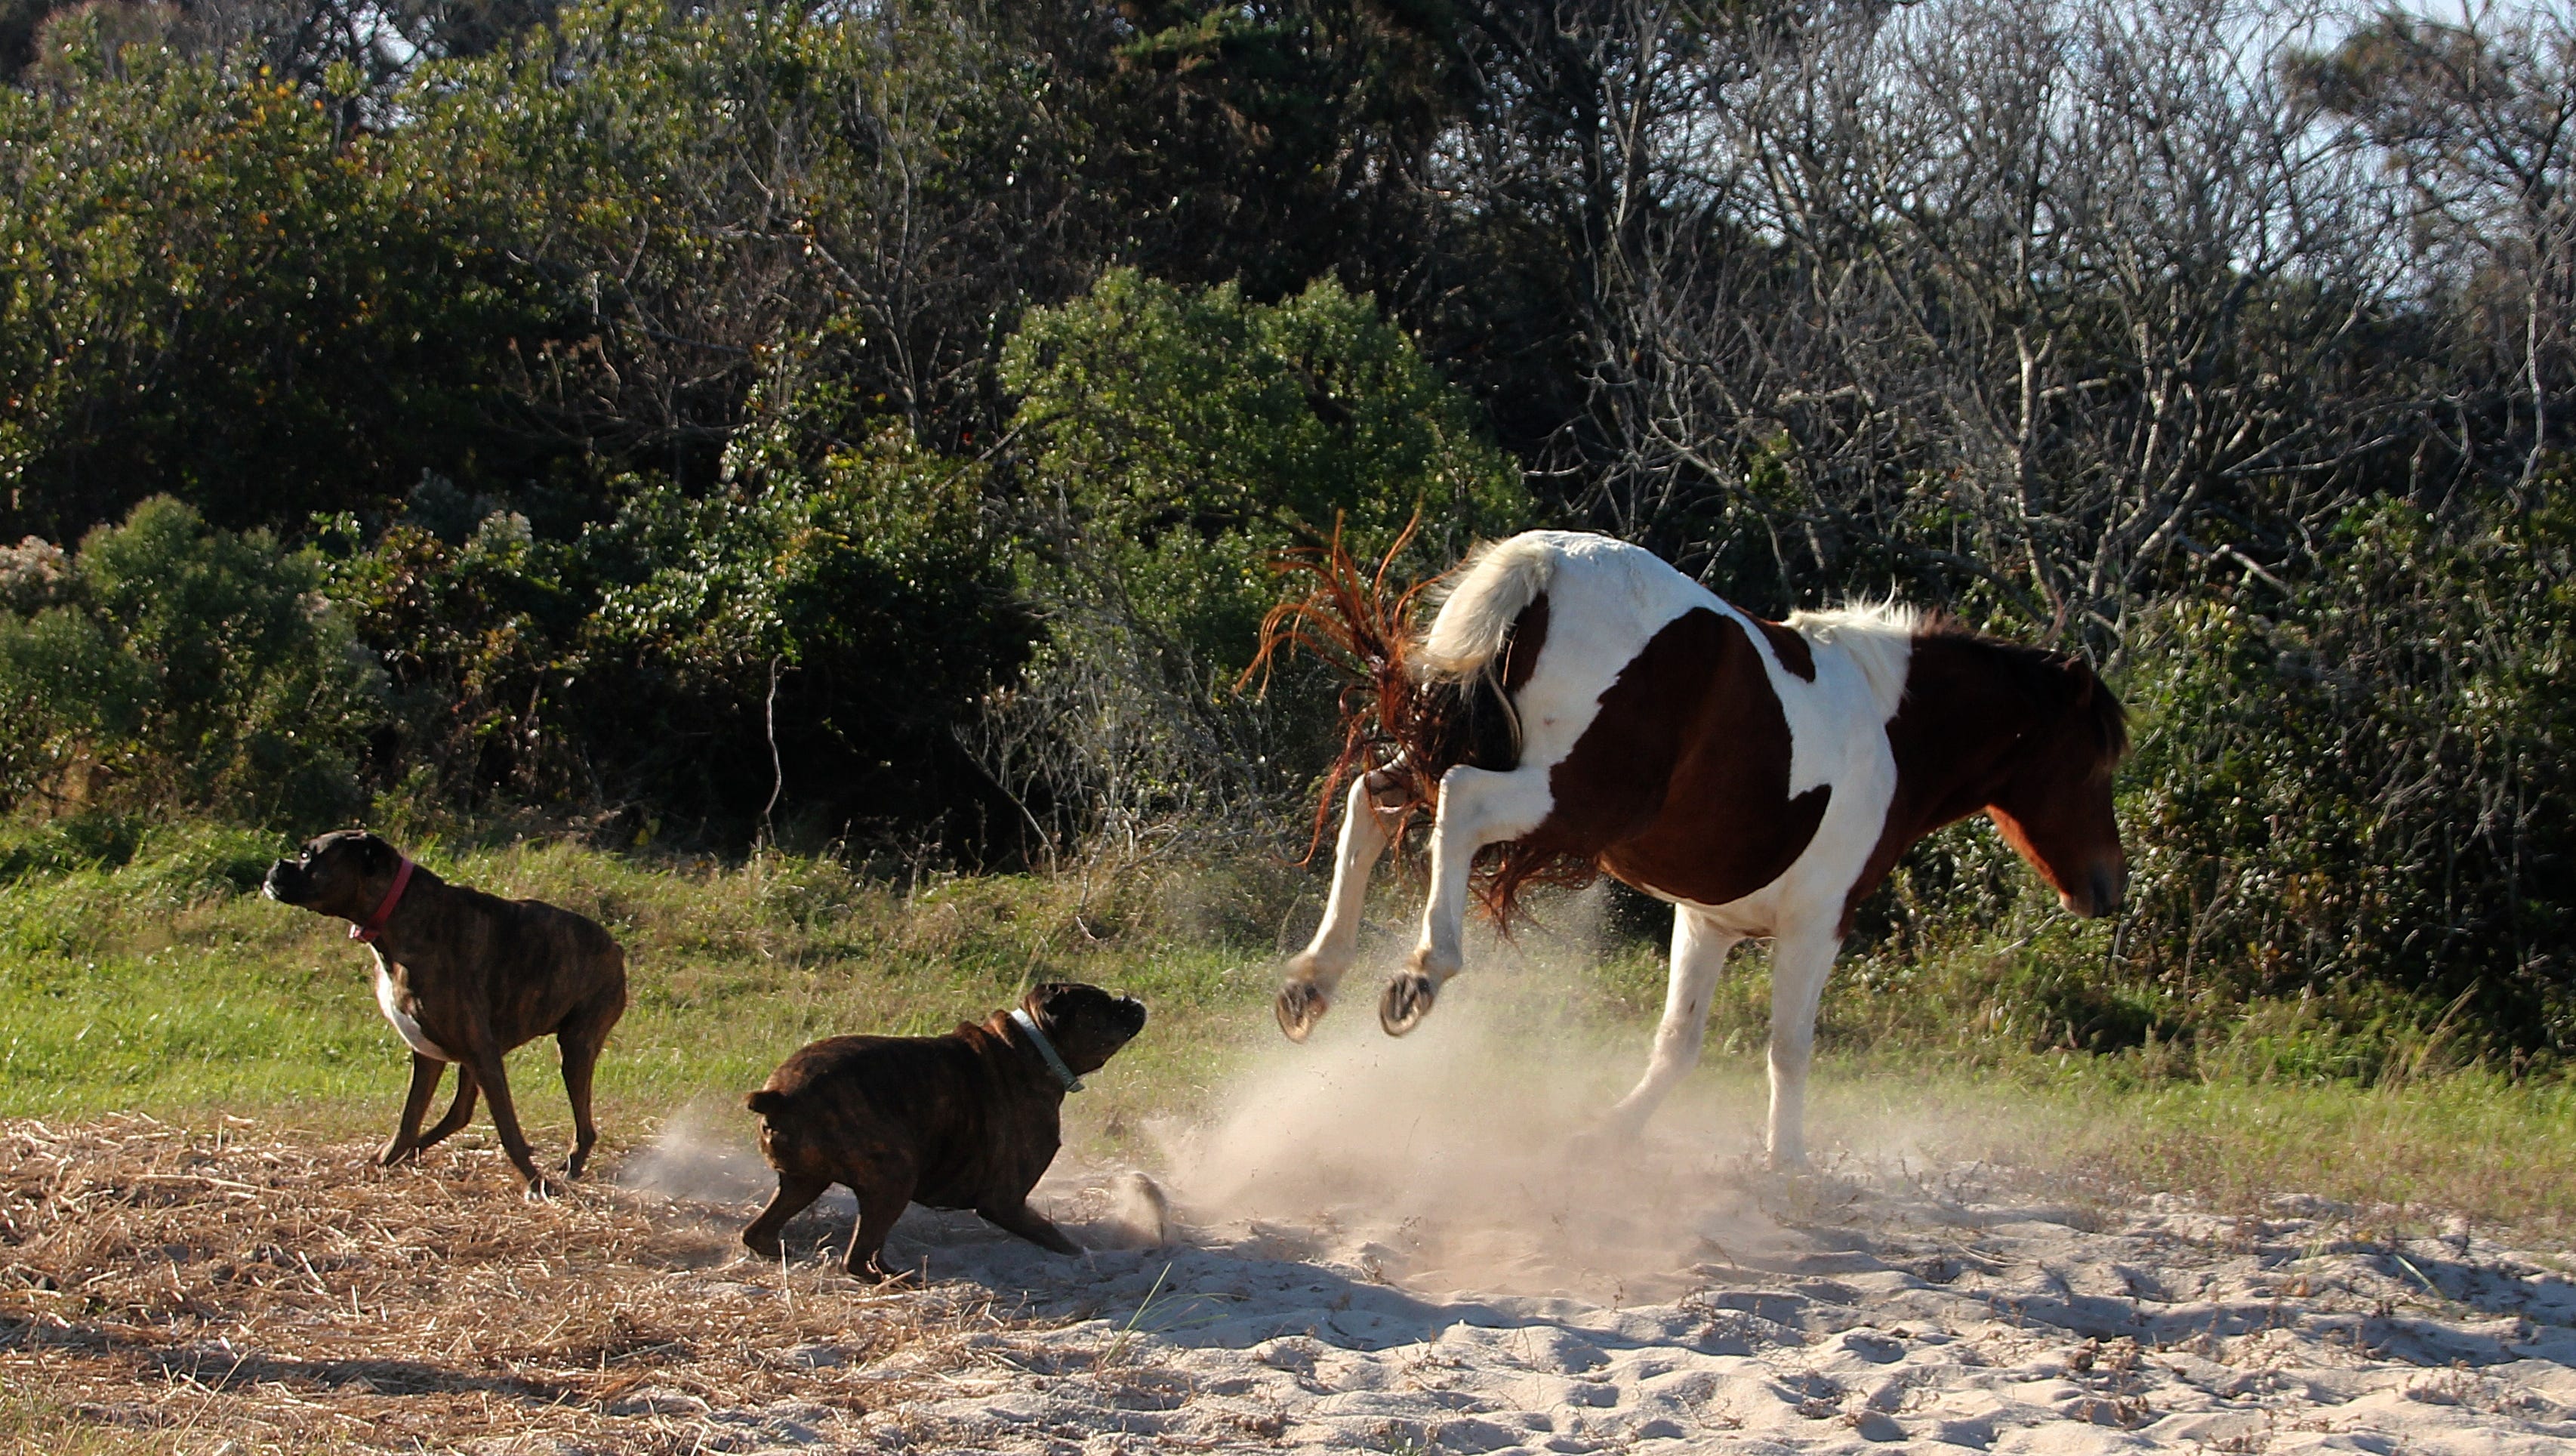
[1431,531,1698,778]
[1787,601,1921,714]
[1428,535,1915,938]
[1677,600,1917,938]
[373,951,452,1062]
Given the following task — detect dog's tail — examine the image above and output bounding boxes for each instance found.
[744,1089,790,1118]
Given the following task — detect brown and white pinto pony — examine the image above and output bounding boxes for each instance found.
[1273,530,2129,1167]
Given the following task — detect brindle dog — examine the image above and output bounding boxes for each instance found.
[742,982,1148,1279]
[263,830,628,1195]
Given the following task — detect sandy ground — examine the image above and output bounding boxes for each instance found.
[622,998,2576,1456]
[815,1164,2576,1456]
[13,992,2576,1453]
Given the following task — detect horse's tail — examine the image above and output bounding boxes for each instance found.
[1418,535,1555,680]
[1241,517,1505,850]
[1243,521,1573,928]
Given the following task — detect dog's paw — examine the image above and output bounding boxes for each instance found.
[1274,981,1330,1042]
[521,1174,563,1203]
[376,1142,418,1168]
[1378,970,1438,1036]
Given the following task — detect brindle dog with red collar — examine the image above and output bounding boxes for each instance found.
[263,829,628,1195]
[742,982,1148,1279]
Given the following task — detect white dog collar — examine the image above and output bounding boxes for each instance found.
[1009,1007,1083,1093]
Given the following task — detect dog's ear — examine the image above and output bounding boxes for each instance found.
[1022,981,1074,1026]
[356,833,398,872]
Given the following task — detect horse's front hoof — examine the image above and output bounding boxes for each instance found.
[1564,1118,1638,1166]
[1275,981,1330,1042]
[1379,971,1438,1036]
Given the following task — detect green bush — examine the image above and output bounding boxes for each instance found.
[307,405,1031,844]
[0,52,549,541]
[1004,269,1528,683]
[1844,492,2576,1066]
[2114,497,2576,1056]
[0,498,387,826]
[989,270,1530,839]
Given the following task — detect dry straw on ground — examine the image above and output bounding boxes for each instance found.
[0,1115,1041,1452]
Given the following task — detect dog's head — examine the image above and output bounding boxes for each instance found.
[1021,982,1148,1076]
[263,829,406,921]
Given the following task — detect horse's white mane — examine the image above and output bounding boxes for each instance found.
[1416,535,1555,680]
[1785,600,1921,719]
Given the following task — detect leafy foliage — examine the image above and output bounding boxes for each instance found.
[0,51,547,541]
[0,0,2570,1062]
[312,407,1029,845]
[1004,269,1526,682]
[986,270,1526,844]
[0,498,386,825]
[2117,498,2576,1053]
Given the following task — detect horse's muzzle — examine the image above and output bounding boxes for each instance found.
[2085,864,2125,918]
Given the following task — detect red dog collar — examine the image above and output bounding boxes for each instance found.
[350,856,416,944]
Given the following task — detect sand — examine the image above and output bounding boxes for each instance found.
[813,1166,2576,1455]
[609,995,2576,1455]
[14,977,2576,1452]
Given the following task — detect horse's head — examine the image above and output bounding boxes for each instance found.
[1983,654,2129,918]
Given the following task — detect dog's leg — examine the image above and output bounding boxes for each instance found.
[844,1169,917,1281]
[1764,922,1844,1170]
[1277,776,1410,1041]
[556,989,623,1180]
[1385,763,1553,1035]
[1598,908,1744,1140]
[379,1053,446,1166]
[979,1199,1081,1257]
[459,1032,555,1196]
[412,1063,480,1155]
[742,1173,829,1260]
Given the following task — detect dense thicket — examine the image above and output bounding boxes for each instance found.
[0,0,2568,1057]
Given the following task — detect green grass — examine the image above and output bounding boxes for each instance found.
[0,821,1286,1146]
[5,818,2574,1237]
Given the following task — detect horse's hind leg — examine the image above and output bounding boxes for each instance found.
[1764,923,1844,1169]
[1383,764,1554,1035]
[1598,908,1742,1137]
[1279,776,1410,1041]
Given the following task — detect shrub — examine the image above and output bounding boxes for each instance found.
[313,406,1032,847]
[0,52,550,541]
[2115,497,2576,1056]
[0,497,387,826]
[991,270,1530,844]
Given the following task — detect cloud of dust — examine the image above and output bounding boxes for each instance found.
[1149,889,1790,1302]
[618,1096,843,1212]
